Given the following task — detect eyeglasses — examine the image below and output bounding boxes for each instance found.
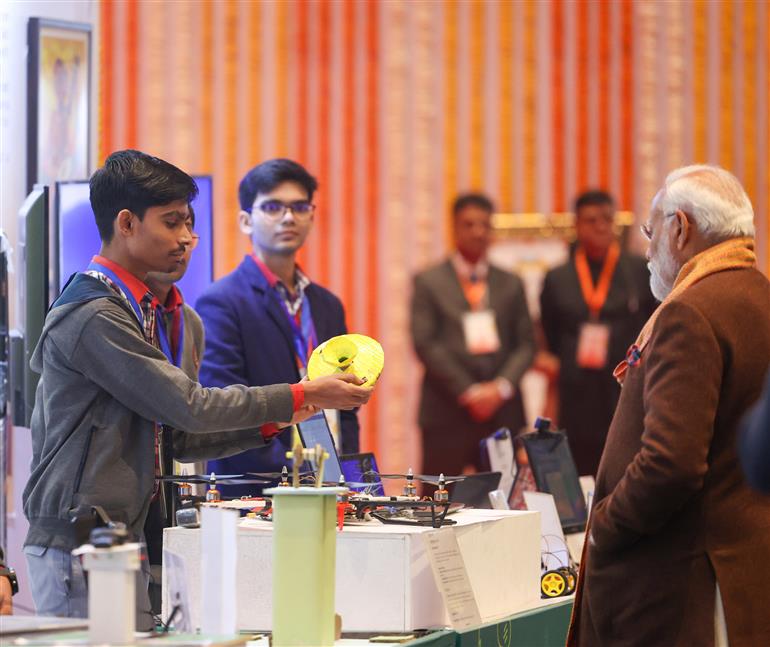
[640,213,676,241]
[253,200,316,221]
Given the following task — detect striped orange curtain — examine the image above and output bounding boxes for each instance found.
[100,0,770,474]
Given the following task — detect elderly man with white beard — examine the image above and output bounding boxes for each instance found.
[567,165,770,647]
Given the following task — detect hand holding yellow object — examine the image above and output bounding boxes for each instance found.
[307,334,384,386]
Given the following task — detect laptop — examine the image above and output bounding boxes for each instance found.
[449,472,502,508]
[339,452,386,495]
[297,415,387,495]
[296,413,344,483]
[520,429,588,534]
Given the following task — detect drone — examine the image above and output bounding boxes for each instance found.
[332,468,468,530]
[160,469,299,527]
[163,458,472,531]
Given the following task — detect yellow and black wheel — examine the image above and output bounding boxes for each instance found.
[558,567,577,594]
[541,570,568,598]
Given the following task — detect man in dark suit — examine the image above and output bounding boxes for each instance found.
[196,159,358,496]
[540,191,656,476]
[568,165,770,646]
[410,193,535,477]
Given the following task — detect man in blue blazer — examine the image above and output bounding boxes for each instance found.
[196,159,359,496]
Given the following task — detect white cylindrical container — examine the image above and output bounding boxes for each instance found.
[77,542,141,645]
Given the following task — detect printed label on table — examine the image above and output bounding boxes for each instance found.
[424,528,482,630]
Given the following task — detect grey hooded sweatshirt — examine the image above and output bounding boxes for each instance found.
[23,273,294,550]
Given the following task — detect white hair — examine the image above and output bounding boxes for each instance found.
[657,164,755,239]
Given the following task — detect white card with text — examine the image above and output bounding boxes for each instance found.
[424,527,482,630]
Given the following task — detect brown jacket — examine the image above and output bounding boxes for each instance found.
[568,268,770,647]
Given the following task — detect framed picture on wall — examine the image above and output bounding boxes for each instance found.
[27,18,92,193]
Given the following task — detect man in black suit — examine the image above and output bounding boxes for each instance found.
[540,190,656,476]
[410,193,535,476]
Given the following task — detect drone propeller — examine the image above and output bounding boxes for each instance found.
[364,471,467,486]
[159,474,274,485]
[166,468,315,486]
[244,469,316,480]
[326,479,380,489]
[291,474,376,490]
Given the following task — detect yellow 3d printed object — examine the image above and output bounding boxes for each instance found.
[307,334,384,385]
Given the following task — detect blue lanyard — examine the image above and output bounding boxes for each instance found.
[87,261,146,331]
[88,260,183,367]
[273,290,317,369]
[155,305,185,368]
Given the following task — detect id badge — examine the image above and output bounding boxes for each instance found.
[576,322,610,369]
[462,310,501,355]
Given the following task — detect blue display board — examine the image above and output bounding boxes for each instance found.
[55,176,214,306]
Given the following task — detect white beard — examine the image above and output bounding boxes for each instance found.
[648,247,679,302]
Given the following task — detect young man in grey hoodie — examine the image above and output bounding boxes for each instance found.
[22,150,371,627]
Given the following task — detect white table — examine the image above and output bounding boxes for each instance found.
[163,508,541,633]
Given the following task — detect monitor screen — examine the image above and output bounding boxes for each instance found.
[297,413,343,484]
[15,186,49,427]
[0,239,8,418]
[449,472,502,509]
[521,431,587,533]
[55,176,214,306]
[339,452,385,495]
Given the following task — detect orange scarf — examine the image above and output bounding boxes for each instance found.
[613,236,756,384]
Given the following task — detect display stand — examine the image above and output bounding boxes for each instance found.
[264,486,345,647]
[454,597,573,647]
[164,509,541,633]
[0,601,570,646]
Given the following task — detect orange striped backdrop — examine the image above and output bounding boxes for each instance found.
[99,0,769,474]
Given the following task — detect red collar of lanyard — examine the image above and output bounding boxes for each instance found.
[250,253,317,371]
